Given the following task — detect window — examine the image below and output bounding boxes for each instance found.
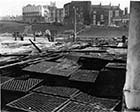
[100,14,104,20]
[93,11,96,14]
[93,20,96,25]
[115,10,119,17]
[93,15,96,20]
[109,10,113,17]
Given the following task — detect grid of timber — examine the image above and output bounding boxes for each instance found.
[57,101,112,112]
[46,61,81,77]
[69,69,99,82]
[1,51,126,112]
[72,92,120,110]
[22,61,58,73]
[33,85,80,98]
[1,78,43,92]
[7,92,69,112]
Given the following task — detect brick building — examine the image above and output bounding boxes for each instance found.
[64,1,91,25]
[56,8,65,23]
[112,7,129,27]
[91,3,123,26]
[48,2,64,24]
[47,2,57,23]
[112,14,129,27]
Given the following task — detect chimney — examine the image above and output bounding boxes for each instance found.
[118,3,120,7]
[124,7,128,15]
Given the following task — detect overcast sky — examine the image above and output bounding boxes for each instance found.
[0,0,131,16]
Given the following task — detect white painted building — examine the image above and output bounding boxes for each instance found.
[22,3,64,24]
[22,4,49,23]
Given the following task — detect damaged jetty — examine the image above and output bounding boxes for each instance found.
[1,37,127,112]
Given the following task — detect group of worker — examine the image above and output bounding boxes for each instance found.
[12,32,24,41]
[33,29,54,42]
[12,30,127,47]
[13,29,54,42]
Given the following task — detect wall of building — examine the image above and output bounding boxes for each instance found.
[48,5,56,23]
[56,8,64,23]
[22,4,50,23]
[90,4,123,26]
[91,7,109,25]
[23,5,42,15]
[64,2,124,26]
[64,1,91,25]
[23,16,44,23]
[46,2,64,24]
[112,14,129,27]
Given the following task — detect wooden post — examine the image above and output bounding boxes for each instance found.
[123,1,140,110]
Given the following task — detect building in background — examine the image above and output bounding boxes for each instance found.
[22,4,49,23]
[64,1,91,25]
[47,2,64,24]
[22,2,64,24]
[112,7,129,27]
[1,16,15,21]
[14,16,23,21]
[91,3,123,26]
[0,15,22,21]
[48,2,57,23]
[47,2,65,24]
[56,8,65,23]
[22,1,128,26]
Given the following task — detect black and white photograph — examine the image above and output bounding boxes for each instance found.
[0,0,140,111]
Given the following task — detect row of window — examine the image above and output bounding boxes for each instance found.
[92,10,119,20]
[92,10,120,17]
[23,6,42,13]
[24,13,41,16]
[93,15,104,20]
[23,12,64,18]
[92,20,105,25]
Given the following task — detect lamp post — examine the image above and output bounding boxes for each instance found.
[73,7,77,42]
